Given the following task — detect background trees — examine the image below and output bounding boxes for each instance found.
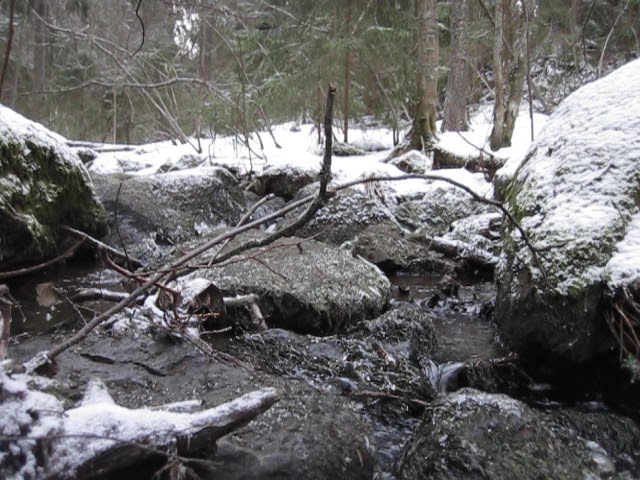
[0,0,637,149]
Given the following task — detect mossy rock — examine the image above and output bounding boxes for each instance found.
[397,388,638,480]
[352,222,454,274]
[286,183,398,245]
[496,59,640,367]
[0,105,106,269]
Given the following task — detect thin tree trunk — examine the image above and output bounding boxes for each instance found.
[489,0,505,151]
[410,0,438,150]
[343,0,352,143]
[31,0,48,122]
[442,0,471,132]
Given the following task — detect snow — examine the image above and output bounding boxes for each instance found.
[439,103,548,173]
[606,213,640,287]
[499,58,640,292]
[86,118,510,204]
[0,103,86,173]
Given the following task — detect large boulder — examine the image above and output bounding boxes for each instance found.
[91,167,247,263]
[186,231,391,334]
[496,58,640,368]
[397,388,640,480]
[0,105,106,269]
[287,183,399,245]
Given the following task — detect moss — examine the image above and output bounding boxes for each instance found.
[0,134,106,267]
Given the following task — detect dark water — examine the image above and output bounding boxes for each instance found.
[6,259,125,336]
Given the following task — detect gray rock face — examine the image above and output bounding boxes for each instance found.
[291,184,398,245]
[250,164,318,199]
[397,388,640,480]
[352,222,454,274]
[0,105,106,269]
[188,232,391,334]
[91,167,247,262]
[396,172,493,237]
[495,58,640,366]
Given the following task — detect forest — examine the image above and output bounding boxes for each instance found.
[0,0,638,147]
[2,1,640,479]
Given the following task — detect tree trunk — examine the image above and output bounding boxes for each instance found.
[442,0,471,132]
[31,0,48,122]
[410,0,439,150]
[502,15,528,147]
[490,0,532,150]
[489,0,505,151]
[343,0,352,143]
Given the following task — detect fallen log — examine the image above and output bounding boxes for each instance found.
[49,380,280,479]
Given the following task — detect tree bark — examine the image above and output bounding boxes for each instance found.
[31,0,48,122]
[489,0,505,151]
[410,0,439,150]
[442,0,471,132]
[343,0,353,143]
[490,0,532,150]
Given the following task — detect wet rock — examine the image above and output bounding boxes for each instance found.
[91,167,247,263]
[395,170,493,237]
[397,388,640,480]
[352,222,455,274]
[289,183,398,245]
[188,231,391,334]
[250,164,318,199]
[7,335,375,480]
[0,105,107,269]
[233,304,438,412]
[495,58,640,368]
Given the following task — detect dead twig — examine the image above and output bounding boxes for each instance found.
[28,84,337,368]
[63,226,143,269]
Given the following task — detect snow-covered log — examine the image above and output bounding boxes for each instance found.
[0,370,279,479]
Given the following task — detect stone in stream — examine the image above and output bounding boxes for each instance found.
[181,230,391,335]
[90,166,248,263]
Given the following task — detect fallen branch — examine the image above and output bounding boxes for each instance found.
[348,389,429,407]
[63,226,143,269]
[47,380,280,478]
[428,236,498,270]
[26,83,337,369]
[71,288,133,303]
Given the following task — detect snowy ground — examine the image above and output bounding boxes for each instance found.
[87,104,548,202]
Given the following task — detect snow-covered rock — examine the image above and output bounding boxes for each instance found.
[496,58,640,366]
[396,169,494,236]
[0,104,106,269]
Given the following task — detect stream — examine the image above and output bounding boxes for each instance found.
[6,261,640,478]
